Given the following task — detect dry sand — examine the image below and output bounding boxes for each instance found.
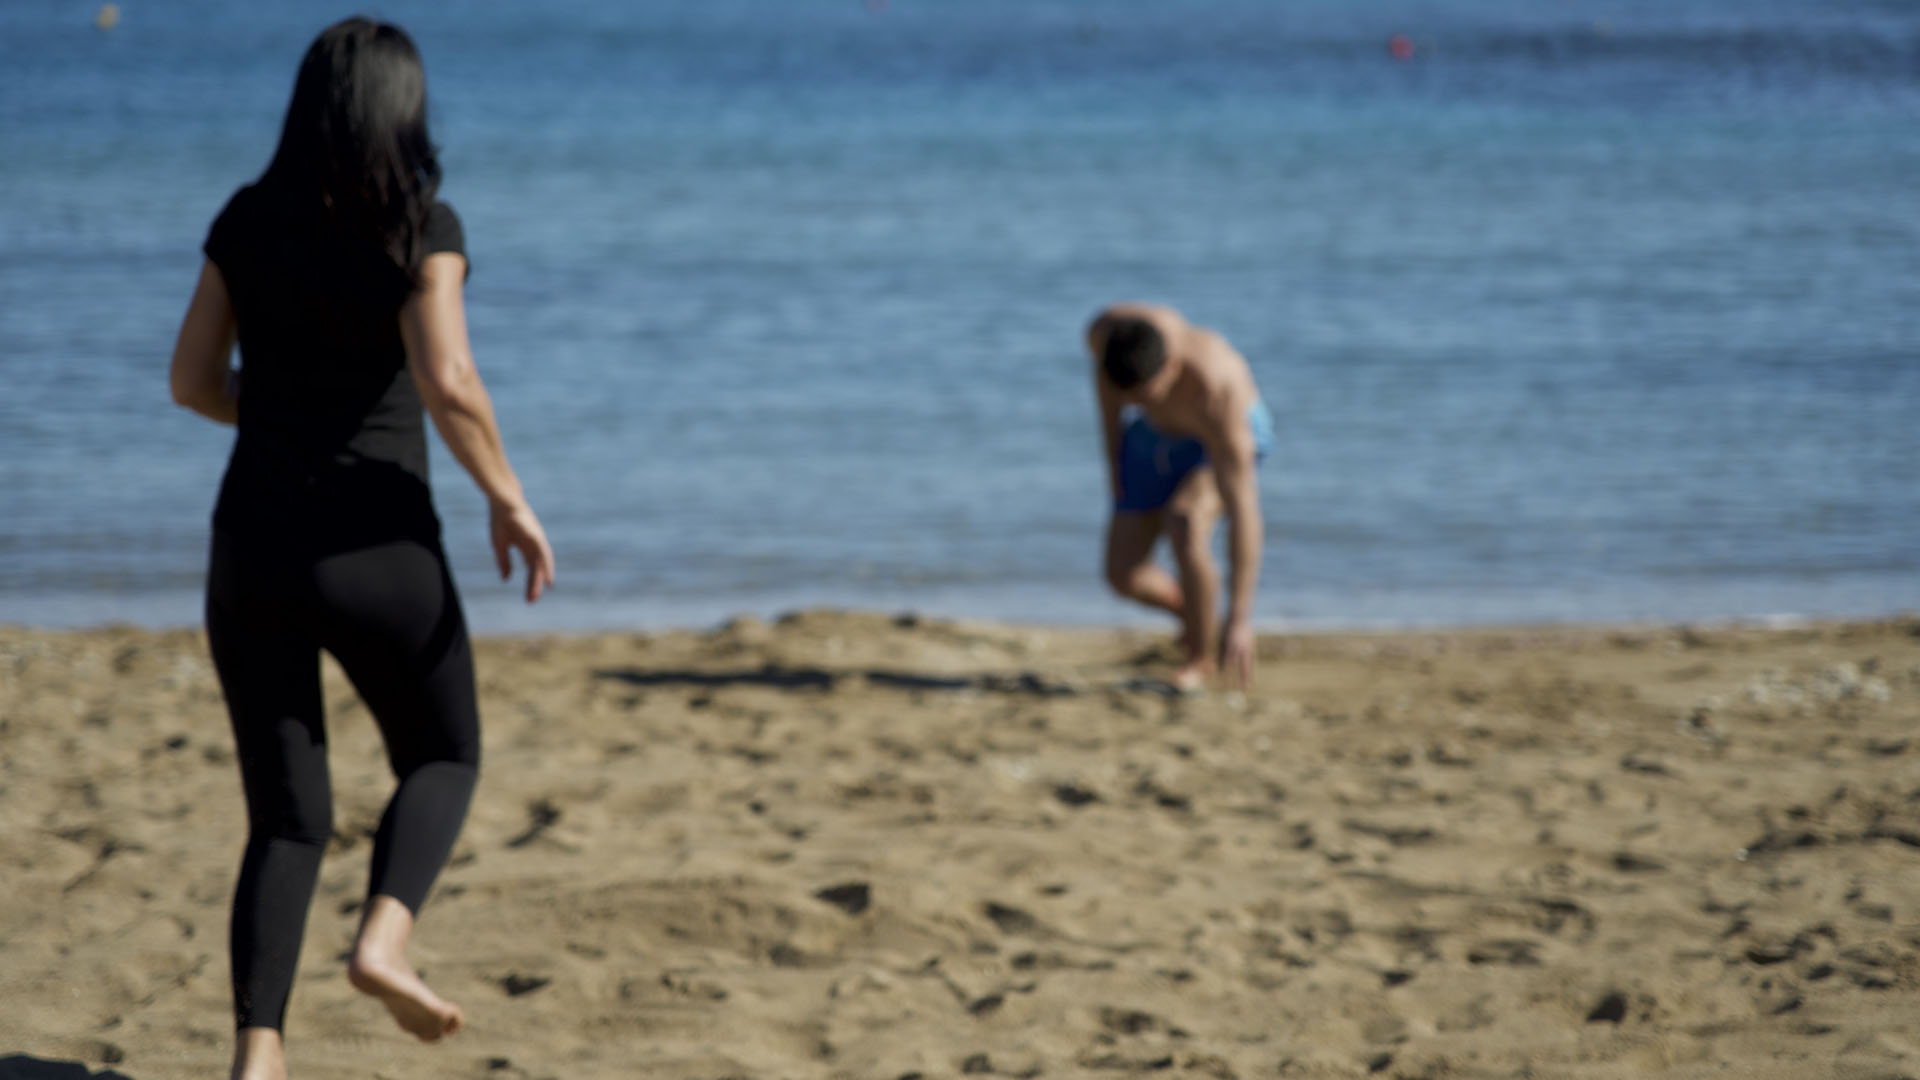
[2,613,1918,1080]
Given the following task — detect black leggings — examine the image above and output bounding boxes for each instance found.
[206,531,480,1031]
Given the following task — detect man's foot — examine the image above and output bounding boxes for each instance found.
[1170,659,1214,693]
[1177,624,1200,660]
[349,895,464,1042]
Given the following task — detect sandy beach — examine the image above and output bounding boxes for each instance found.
[2,613,1917,1079]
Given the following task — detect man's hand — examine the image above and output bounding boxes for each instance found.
[1219,618,1256,690]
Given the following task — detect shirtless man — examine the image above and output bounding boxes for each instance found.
[1089,303,1273,690]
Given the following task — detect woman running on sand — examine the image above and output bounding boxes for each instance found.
[168,17,554,1079]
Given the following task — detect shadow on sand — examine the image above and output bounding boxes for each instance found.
[592,663,1179,697]
[0,1057,135,1080]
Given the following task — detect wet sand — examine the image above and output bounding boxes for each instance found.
[2,613,1918,1079]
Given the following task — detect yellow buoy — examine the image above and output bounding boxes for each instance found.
[95,3,120,31]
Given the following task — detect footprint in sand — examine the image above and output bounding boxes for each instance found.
[812,881,871,915]
[1466,938,1543,966]
[498,973,551,997]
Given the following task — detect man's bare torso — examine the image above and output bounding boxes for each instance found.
[1098,303,1257,449]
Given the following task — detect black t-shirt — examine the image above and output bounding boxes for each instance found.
[202,182,466,552]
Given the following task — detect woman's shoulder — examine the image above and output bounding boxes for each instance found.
[209,181,304,239]
[208,182,250,228]
[423,199,464,251]
[205,183,272,268]
[426,199,463,231]
[216,181,278,220]
[421,199,467,268]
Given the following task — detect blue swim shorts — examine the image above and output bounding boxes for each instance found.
[1114,399,1274,513]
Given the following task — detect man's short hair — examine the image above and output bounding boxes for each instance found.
[1100,317,1166,390]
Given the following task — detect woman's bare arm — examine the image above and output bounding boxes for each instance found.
[169,261,239,425]
[401,252,555,602]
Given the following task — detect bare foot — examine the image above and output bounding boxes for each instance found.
[1170,659,1214,693]
[231,1027,287,1080]
[348,949,464,1041]
[349,894,464,1042]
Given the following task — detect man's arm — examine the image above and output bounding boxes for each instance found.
[1208,407,1263,687]
[1087,317,1125,501]
[1211,430,1262,623]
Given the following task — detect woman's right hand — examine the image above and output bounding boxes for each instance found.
[489,498,555,603]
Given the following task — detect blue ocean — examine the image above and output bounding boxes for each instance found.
[3,0,1917,632]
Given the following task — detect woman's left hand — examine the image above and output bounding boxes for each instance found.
[489,497,555,603]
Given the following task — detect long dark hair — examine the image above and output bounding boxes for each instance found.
[261,17,441,276]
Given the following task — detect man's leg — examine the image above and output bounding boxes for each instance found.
[1104,510,1182,616]
[1165,466,1223,688]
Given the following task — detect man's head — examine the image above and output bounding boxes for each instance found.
[1100,316,1169,393]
